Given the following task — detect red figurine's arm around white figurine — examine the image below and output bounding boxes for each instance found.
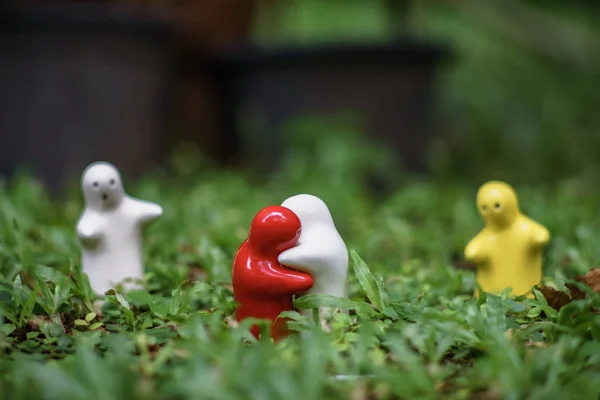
[252,263,314,295]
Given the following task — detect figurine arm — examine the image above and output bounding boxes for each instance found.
[248,263,314,295]
[76,212,103,243]
[464,236,488,265]
[133,199,163,225]
[530,223,550,247]
[277,245,320,270]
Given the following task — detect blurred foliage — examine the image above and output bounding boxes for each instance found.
[253,0,600,185]
[425,1,600,185]
[1,127,600,398]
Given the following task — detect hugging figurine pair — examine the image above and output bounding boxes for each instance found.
[232,195,349,341]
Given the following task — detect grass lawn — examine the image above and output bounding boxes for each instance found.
[1,132,600,400]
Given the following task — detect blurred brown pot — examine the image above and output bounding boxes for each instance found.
[0,0,262,191]
[111,0,263,163]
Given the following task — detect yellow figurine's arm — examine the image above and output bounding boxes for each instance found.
[529,222,550,247]
[465,234,488,265]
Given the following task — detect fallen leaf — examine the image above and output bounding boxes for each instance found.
[540,268,600,311]
[577,268,600,292]
[539,285,575,311]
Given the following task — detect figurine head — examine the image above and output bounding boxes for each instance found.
[476,181,519,228]
[280,194,334,230]
[247,206,301,255]
[81,162,126,211]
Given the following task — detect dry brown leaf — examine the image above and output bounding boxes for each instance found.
[540,268,600,311]
[577,268,600,292]
[539,285,575,311]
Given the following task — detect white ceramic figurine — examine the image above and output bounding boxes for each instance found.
[278,194,349,326]
[76,161,162,295]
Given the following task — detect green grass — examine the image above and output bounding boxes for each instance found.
[1,130,600,400]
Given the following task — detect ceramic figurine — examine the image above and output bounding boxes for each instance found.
[465,181,550,298]
[76,161,162,295]
[278,194,349,325]
[232,205,314,340]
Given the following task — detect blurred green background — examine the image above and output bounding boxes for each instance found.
[250,0,600,185]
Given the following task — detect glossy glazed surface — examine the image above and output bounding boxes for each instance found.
[232,205,313,340]
[76,161,163,295]
[278,194,349,323]
[465,181,550,298]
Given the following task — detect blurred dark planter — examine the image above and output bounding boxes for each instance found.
[0,4,176,192]
[209,40,451,171]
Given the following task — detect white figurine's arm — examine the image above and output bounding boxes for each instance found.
[278,245,320,269]
[134,200,163,224]
[76,213,103,243]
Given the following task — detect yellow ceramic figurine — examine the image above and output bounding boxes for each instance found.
[465,181,550,298]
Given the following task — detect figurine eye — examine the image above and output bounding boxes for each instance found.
[109,179,116,187]
[92,181,99,190]
[494,202,501,209]
[481,204,487,212]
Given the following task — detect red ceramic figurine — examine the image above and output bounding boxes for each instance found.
[232,205,314,340]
